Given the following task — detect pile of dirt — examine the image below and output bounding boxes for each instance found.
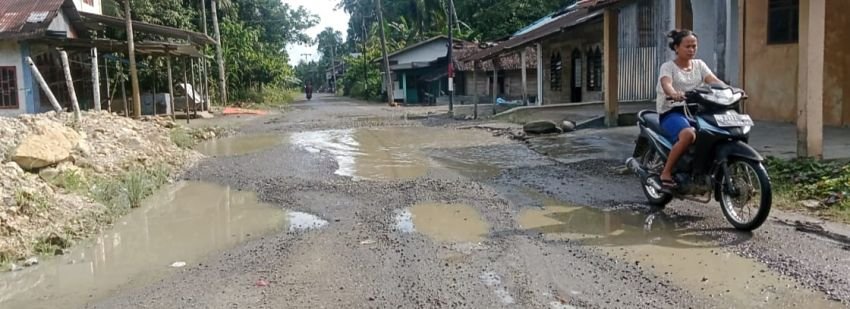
[0,111,203,264]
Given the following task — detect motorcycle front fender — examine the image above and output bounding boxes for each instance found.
[714,141,764,163]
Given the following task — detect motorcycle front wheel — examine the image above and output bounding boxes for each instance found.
[718,158,772,231]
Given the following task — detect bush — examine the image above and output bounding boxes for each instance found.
[170,127,195,149]
[766,156,850,208]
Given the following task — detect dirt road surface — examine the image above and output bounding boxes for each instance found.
[4,95,849,309]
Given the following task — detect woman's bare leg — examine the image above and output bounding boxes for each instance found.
[661,128,696,182]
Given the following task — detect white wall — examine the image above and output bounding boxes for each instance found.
[48,11,78,38]
[73,0,103,14]
[0,41,25,117]
[690,0,740,85]
[390,39,447,65]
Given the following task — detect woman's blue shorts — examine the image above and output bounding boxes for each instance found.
[660,111,693,143]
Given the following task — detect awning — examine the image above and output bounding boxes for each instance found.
[30,37,206,57]
[462,8,603,62]
[79,11,214,46]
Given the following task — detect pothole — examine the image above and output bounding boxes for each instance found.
[394,203,489,243]
[0,181,324,309]
[518,196,843,308]
[289,127,511,180]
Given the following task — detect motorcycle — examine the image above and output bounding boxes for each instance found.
[625,84,772,231]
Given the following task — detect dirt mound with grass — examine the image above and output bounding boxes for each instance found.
[0,111,207,267]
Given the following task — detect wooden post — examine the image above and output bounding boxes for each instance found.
[59,51,81,123]
[91,48,101,111]
[492,63,497,115]
[183,58,191,124]
[201,54,210,111]
[472,60,478,119]
[190,57,198,117]
[401,73,407,103]
[167,53,175,119]
[536,43,543,106]
[603,8,620,127]
[104,56,111,113]
[520,50,528,106]
[377,0,394,106]
[211,0,227,105]
[123,0,142,119]
[25,57,62,113]
[152,67,157,115]
[121,75,128,117]
[797,0,825,158]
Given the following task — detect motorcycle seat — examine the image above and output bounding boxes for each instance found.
[638,110,670,140]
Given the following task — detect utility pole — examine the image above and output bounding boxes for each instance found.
[447,0,455,114]
[362,17,368,91]
[211,0,227,105]
[331,42,336,94]
[376,0,394,106]
[200,0,210,110]
[123,0,141,119]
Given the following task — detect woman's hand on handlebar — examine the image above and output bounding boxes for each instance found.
[666,91,686,102]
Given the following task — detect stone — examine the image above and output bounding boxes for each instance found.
[561,120,577,132]
[523,120,562,135]
[74,140,93,158]
[38,168,60,182]
[23,257,38,267]
[800,200,822,209]
[12,125,80,170]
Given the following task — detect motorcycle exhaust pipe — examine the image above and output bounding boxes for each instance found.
[625,157,648,179]
[625,157,663,191]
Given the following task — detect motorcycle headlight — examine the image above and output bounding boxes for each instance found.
[743,125,751,134]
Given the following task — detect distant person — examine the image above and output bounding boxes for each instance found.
[305,82,313,100]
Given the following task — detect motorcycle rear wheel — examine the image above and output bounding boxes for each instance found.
[640,149,672,207]
[719,158,772,231]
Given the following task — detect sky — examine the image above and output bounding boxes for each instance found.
[284,0,350,66]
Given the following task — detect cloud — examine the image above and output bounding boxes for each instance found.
[284,0,350,65]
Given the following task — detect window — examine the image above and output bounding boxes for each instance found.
[83,0,95,6]
[586,47,602,91]
[550,52,562,91]
[768,0,799,44]
[637,0,655,47]
[0,66,18,109]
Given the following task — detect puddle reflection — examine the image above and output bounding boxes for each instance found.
[395,203,490,243]
[517,196,842,308]
[0,181,306,309]
[290,127,511,180]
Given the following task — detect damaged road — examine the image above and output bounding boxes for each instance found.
[4,95,849,308]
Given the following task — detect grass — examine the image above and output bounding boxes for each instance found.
[765,156,850,222]
[14,189,51,213]
[170,127,196,149]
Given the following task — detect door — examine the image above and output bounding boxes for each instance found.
[571,49,582,102]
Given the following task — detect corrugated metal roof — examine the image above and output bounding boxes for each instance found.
[462,8,602,62]
[0,0,67,39]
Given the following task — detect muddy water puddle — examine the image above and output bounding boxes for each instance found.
[395,203,490,243]
[195,134,282,156]
[518,199,842,308]
[290,127,513,180]
[0,181,325,309]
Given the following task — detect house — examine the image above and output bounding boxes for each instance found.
[0,0,214,117]
[457,45,538,105]
[0,0,88,116]
[738,0,849,158]
[374,35,467,104]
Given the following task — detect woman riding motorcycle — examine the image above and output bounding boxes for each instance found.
[656,29,726,192]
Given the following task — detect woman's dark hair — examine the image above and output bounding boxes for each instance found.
[667,29,698,51]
